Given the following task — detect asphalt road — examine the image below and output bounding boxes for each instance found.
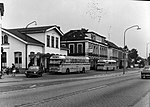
[0,69,149,107]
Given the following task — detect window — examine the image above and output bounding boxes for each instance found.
[2,36,3,44]
[69,44,74,54]
[91,34,96,41]
[77,43,83,53]
[2,52,7,67]
[2,52,6,63]
[3,35,9,44]
[47,35,50,47]
[14,52,22,68]
[56,37,59,48]
[51,36,54,48]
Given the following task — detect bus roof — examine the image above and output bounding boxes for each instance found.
[98,59,116,63]
[50,55,89,60]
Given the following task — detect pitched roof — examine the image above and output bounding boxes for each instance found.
[61,29,88,41]
[86,32,106,39]
[8,25,63,35]
[61,28,106,41]
[2,25,64,46]
[106,40,119,49]
[2,28,44,46]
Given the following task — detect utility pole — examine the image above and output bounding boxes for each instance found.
[123,25,141,74]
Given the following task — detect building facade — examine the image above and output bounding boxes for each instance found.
[61,28,108,70]
[1,25,67,71]
[106,40,124,68]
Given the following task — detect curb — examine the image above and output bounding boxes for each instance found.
[0,69,140,84]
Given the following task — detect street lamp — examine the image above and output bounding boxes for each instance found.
[146,42,150,65]
[25,21,37,69]
[25,21,37,29]
[123,25,141,74]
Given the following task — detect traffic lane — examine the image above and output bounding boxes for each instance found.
[0,72,141,107]
[0,70,139,93]
[25,74,150,107]
[0,69,130,87]
[15,68,137,81]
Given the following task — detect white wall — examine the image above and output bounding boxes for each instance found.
[60,49,67,56]
[28,33,45,43]
[2,31,44,68]
[2,32,26,68]
[45,29,61,54]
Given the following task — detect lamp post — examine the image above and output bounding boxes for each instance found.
[25,21,37,69]
[146,42,150,65]
[123,25,141,74]
[25,21,37,28]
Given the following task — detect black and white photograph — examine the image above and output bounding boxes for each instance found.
[0,0,150,107]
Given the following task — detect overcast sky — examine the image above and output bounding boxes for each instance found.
[1,0,150,58]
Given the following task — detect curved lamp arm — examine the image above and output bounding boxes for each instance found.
[124,25,141,48]
[26,21,37,28]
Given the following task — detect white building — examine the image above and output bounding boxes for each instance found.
[1,25,67,71]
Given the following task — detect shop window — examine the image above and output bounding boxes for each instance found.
[14,52,22,68]
[2,52,7,67]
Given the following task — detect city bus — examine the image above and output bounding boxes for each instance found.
[49,55,90,73]
[96,59,117,71]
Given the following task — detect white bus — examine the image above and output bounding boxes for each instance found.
[96,59,117,71]
[49,55,90,73]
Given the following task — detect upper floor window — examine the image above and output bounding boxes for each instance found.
[61,44,66,47]
[56,37,59,48]
[91,34,96,41]
[47,35,50,47]
[77,43,83,53]
[51,36,54,48]
[69,44,74,54]
[2,35,9,44]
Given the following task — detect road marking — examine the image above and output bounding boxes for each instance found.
[88,85,108,91]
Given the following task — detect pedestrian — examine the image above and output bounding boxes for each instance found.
[6,67,9,75]
[2,67,6,75]
[11,63,16,76]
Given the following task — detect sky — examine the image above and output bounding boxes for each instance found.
[1,0,150,58]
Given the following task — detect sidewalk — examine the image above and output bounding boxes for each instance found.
[0,68,141,83]
[0,74,24,83]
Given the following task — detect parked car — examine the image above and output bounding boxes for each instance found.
[141,65,150,79]
[25,66,43,78]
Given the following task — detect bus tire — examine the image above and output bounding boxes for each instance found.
[66,68,70,74]
[82,67,85,73]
